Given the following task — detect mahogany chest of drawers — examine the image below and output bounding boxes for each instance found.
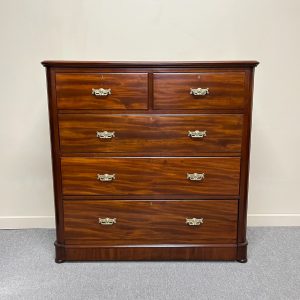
[42,61,259,263]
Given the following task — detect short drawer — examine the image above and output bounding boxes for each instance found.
[59,114,243,154]
[61,157,240,196]
[56,73,148,109]
[153,72,246,110]
[64,200,238,244]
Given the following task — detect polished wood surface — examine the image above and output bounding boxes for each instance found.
[154,72,246,110]
[42,60,259,68]
[61,244,237,261]
[59,114,243,154]
[56,73,148,110]
[64,200,237,244]
[46,68,65,244]
[61,157,240,196]
[42,60,258,262]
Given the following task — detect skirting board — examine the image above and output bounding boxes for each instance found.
[0,216,55,229]
[247,214,300,226]
[0,214,299,229]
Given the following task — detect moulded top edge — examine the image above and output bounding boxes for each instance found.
[41,60,259,68]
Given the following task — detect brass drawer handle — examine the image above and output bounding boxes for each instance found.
[186,218,204,226]
[92,88,112,96]
[188,130,207,138]
[99,218,116,225]
[97,174,115,182]
[187,173,205,181]
[190,88,209,96]
[96,131,115,139]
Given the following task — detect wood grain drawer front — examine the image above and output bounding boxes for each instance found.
[59,114,243,154]
[61,157,240,196]
[153,72,246,110]
[56,73,148,110]
[64,200,238,244]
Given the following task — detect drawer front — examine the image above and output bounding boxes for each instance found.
[153,72,246,110]
[64,200,238,244]
[56,73,148,109]
[61,157,240,196]
[59,114,243,154]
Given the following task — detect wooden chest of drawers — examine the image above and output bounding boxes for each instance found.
[42,61,258,263]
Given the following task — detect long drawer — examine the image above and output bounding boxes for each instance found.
[61,157,240,196]
[56,73,148,110]
[59,114,243,154]
[64,200,238,244]
[153,72,246,110]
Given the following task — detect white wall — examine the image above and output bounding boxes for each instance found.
[0,0,299,228]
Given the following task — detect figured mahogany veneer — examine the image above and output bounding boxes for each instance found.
[64,200,238,244]
[61,157,240,196]
[42,60,258,263]
[154,72,246,110]
[59,114,243,154]
[56,73,148,110]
